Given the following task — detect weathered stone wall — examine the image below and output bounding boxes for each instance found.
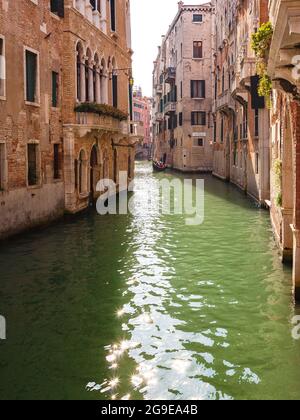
[0,0,65,240]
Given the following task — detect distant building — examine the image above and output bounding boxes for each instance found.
[152,2,214,171]
[133,87,153,159]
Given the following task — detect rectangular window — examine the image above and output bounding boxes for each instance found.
[110,0,116,32]
[90,0,100,12]
[191,111,206,126]
[52,71,59,108]
[191,80,206,98]
[25,49,38,103]
[50,0,65,17]
[214,121,217,143]
[53,144,60,180]
[27,144,39,186]
[0,37,5,98]
[193,14,203,23]
[194,138,204,147]
[179,112,183,127]
[193,41,203,59]
[0,143,6,190]
[221,118,224,143]
[255,109,259,137]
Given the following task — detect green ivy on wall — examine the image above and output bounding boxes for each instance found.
[251,22,274,108]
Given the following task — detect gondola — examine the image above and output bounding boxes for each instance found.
[152,161,167,172]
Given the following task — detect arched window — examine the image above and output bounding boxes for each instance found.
[112,57,118,108]
[76,42,84,102]
[94,54,100,103]
[100,58,108,104]
[85,48,93,102]
[90,145,99,196]
[103,150,109,179]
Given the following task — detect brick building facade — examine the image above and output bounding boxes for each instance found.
[152,2,214,172]
[267,0,300,299]
[212,0,270,205]
[0,0,136,238]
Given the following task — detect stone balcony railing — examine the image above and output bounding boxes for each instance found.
[164,102,176,115]
[239,58,256,85]
[131,121,144,138]
[165,67,176,84]
[216,90,235,112]
[75,112,122,132]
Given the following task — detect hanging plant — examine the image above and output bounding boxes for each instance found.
[251,22,273,58]
[251,22,274,108]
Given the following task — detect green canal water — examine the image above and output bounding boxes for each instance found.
[1,161,300,400]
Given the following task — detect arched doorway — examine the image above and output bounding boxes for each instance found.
[90,145,99,201]
[78,149,87,194]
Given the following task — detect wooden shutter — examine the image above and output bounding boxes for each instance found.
[251,75,265,109]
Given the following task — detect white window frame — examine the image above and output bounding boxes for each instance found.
[24,46,40,107]
[0,35,6,100]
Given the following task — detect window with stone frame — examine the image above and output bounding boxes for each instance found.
[193,41,203,59]
[0,37,5,98]
[53,144,61,180]
[191,80,206,98]
[52,71,59,108]
[110,0,116,32]
[50,0,65,17]
[25,49,39,104]
[191,111,206,126]
[27,144,39,186]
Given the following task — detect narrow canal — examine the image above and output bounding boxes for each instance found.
[1,161,300,400]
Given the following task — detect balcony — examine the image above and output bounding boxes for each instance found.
[75,112,122,131]
[156,84,163,94]
[165,67,176,84]
[131,121,144,138]
[216,90,235,113]
[155,112,164,121]
[239,58,256,87]
[268,0,300,93]
[164,102,176,115]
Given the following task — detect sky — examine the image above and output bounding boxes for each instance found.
[131,0,207,97]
